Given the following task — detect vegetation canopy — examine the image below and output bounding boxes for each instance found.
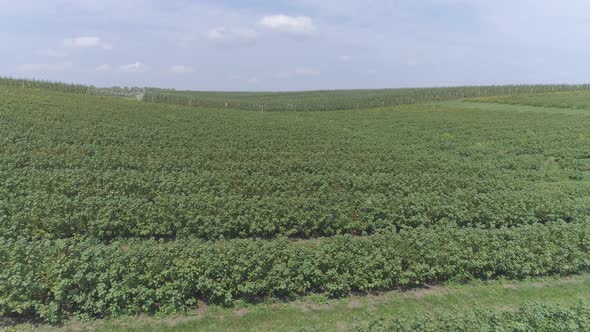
[2,78,590,325]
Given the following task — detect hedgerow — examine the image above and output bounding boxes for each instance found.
[0,77,90,94]
[0,77,144,99]
[1,222,590,322]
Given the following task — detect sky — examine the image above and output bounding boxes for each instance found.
[1,0,590,91]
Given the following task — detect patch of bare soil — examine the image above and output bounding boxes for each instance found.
[233,308,248,317]
[335,321,350,332]
[195,299,210,317]
[346,299,363,309]
[296,301,337,313]
[404,285,454,298]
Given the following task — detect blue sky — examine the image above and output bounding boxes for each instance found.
[1,0,590,91]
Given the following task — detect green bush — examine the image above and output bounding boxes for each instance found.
[1,222,589,322]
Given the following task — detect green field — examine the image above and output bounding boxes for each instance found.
[469,90,590,110]
[143,84,590,111]
[2,81,590,329]
[4,87,590,241]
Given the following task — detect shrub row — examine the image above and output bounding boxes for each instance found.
[2,222,590,322]
[353,302,590,331]
[0,77,89,94]
[3,176,588,240]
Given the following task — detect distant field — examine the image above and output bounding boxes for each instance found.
[0,77,144,99]
[3,76,590,112]
[468,90,590,110]
[3,83,590,324]
[143,84,590,111]
[442,100,590,116]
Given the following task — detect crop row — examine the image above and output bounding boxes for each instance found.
[2,222,590,322]
[2,171,589,240]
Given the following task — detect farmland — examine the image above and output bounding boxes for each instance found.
[469,90,590,110]
[2,81,590,328]
[143,84,590,111]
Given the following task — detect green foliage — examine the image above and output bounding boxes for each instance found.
[0,77,144,99]
[3,85,590,322]
[1,223,590,321]
[2,87,590,241]
[353,302,590,331]
[0,77,90,94]
[143,84,590,111]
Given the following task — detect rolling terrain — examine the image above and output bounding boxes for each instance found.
[2,80,590,330]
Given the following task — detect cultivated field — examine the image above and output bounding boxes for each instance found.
[469,90,590,110]
[144,84,590,111]
[2,79,590,329]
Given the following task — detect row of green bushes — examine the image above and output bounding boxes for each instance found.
[0,77,143,99]
[0,77,89,94]
[353,302,590,331]
[2,222,589,322]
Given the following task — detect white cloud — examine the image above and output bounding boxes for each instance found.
[276,68,321,79]
[275,72,291,79]
[226,75,261,84]
[259,15,315,35]
[338,55,351,61]
[170,65,194,73]
[19,62,71,72]
[294,67,321,76]
[37,49,68,58]
[207,27,257,44]
[96,64,112,72]
[64,36,112,49]
[120,62,147,73]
